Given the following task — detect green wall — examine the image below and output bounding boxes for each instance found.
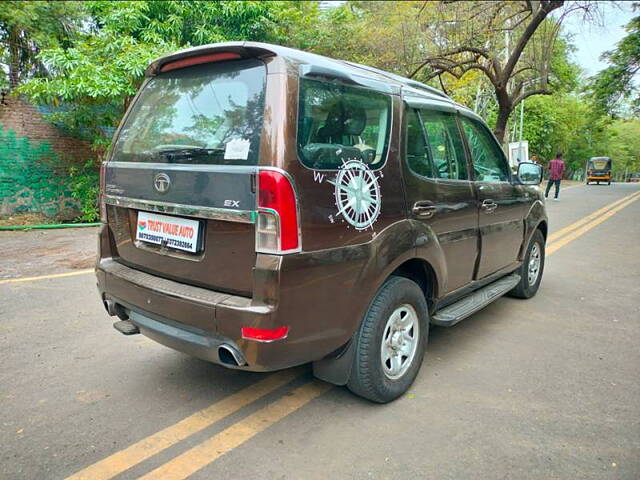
[0,126,77,217]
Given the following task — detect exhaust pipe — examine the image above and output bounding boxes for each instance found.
[103,299,129,320]
[218,344,247,367]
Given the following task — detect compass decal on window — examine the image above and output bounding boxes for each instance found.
[322,159,382,231]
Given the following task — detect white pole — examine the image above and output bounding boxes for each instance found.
[519,100,524,141]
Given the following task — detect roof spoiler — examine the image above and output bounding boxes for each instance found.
[146,42,277,76]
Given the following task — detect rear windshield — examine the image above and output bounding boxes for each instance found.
[111,59,266,165]
[589,158,611,170]
[297,78,391,170]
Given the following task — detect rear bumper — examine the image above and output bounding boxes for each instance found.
[587,175,610,180]
[97,258,302,372]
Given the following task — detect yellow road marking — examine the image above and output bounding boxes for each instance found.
[139,381,332,480]
[66,369,302,480]
[547,190,640,243]
[547,191,640,255]
[0,269,94,285]
[30,188,640,480]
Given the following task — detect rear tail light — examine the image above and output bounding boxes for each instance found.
[99,161,107,223]
[256,170,300,254]
[241,326,289,342]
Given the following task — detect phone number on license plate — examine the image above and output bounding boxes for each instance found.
[136,211,200,253]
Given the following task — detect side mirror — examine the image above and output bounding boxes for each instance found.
[517,162,543,185]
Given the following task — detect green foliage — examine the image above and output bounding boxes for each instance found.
[68,160,100,222]
[18,1,285,151]
[10,0,640,191]
[0,1,85,89]
[606,119,640,176]
[590,14,640,116]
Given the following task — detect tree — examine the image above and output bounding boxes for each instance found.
[18,1,285,151]
[281,1,592,143]
[404,1,599,143]
[606,119,640,177]
[590,12,640,115]
[0,1,85,90]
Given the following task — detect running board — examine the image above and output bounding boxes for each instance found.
[431,274,521,327]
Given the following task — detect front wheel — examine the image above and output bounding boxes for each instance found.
[347,276,428,403]
[508,229,545,299]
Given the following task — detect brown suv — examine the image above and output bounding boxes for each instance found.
[96,42,547,403]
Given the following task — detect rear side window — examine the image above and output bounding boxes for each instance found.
[460,117,510,182]
[405,108,432,177]
[420,110,468,180]
[297,78,391,169]
[112,59,266,165]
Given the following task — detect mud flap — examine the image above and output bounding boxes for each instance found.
[312,338,356,386]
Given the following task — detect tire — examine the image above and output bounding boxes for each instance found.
[508,229,545,299]
[608,181,611,185]
[347,276,428,403]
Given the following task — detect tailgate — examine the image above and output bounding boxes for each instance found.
[104,163,256,296]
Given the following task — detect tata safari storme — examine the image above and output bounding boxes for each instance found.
[96,42,547,403]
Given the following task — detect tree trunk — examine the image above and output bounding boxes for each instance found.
[8,27,21,90]
[494,108,511,144]
[493,87,512,144]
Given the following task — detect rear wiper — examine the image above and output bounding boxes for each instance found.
[146,146,226,162]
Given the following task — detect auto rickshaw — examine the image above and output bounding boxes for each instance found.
[586,157,612,185]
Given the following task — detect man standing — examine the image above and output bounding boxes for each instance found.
[545,152,565,200]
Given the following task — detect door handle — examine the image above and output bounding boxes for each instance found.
[412,201,436,218]
[481,199,498,213]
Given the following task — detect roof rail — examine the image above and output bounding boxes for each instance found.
[340,60,450,100]
[403,80,449,99]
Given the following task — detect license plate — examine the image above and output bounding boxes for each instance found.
[136,211,201,253]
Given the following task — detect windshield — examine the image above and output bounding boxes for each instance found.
[112,59,266,165]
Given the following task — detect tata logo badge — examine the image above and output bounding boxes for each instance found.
[153,173,171,194]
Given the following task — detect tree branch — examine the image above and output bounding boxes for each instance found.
[513,87,552,106]
[502,1,564,82]
[408,45,491,79]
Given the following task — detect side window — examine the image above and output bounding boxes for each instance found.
[297,78,391,170]
[405,108,432,177]
[420,110,468,180]
[460,117,510,182]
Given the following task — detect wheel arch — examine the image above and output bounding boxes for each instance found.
[390,258,438,311]
[520,200,548,260]
[537,219,548,241]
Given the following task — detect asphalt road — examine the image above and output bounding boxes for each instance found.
[1,182,639,480]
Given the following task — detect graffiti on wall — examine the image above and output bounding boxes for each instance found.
[0,126,77,217]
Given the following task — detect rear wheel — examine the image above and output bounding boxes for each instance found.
[347,276,428,403]
[508,229,545,299]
